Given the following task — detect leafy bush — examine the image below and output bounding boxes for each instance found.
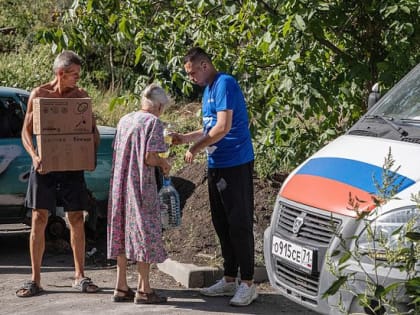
[323,151,420,314]
[0,45,54,90]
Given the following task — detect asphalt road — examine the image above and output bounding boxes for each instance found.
[0,224,319,315]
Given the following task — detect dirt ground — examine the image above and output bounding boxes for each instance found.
[163,162,285,268]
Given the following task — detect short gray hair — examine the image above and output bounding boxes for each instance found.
[141,83,170,109]
[53,50,83,73]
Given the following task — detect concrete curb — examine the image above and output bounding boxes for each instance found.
[157,258,268,288]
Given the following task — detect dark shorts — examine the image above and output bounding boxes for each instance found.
[24,168,89,212]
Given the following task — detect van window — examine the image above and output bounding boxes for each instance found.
[370,65,420,120]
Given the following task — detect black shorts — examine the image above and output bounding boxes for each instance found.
[24,168,89,212]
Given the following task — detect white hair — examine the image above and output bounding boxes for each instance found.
[53,50,83,74]
[141,83,170,109]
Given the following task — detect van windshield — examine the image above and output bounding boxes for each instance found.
[370,64,420,121]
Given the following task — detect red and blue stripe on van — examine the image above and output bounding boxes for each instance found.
[280,157,415,217]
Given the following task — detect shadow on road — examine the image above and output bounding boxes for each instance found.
[0,224,111,274]
[156,288,292,315]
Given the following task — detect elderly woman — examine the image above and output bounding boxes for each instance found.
[107,83,171,304]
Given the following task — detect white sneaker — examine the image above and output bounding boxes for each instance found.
[200,278,237,297]
[229,282,258,306]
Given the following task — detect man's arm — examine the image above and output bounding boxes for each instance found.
[21,90,41,170]
[171,128,203,145]
[185,110,232,163]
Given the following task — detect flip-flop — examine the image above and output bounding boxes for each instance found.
[111,288,135,302]
[16,280,44,297]
[72,277,99,293]
[134,290,167,304]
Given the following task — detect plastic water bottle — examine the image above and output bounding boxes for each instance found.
[159,176,181,229]
[158,125,172,158]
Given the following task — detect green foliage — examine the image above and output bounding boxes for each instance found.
[93,92,141,127]
[0,0,71,90]
[0,0,66,53]
[0,45,54,90]
[323,152,420,314]
[2,0,420,177]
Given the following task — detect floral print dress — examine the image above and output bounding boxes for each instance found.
[107,111,167,263]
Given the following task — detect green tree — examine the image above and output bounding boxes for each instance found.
[8,0,420,176]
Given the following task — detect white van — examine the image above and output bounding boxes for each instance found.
[263,63,420,314]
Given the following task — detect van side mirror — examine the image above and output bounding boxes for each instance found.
[367,82,380,109]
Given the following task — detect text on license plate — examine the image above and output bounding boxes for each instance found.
[271,235,313,271]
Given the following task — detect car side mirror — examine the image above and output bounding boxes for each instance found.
[367,82,380,109]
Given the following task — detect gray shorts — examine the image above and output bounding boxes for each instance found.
[25,167,89,212]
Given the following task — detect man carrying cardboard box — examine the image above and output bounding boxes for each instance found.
[32,97,96,173]
[17,50,100,297]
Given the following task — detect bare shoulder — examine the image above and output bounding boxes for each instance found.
[76,87,89,98]
[27,86,46,108]
[33,83,56,98]
[28,83,57,109]
[65,87,89,98]
[30,86,43,98]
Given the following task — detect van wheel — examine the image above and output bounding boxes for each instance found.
[46,215,68,240]
[94,199,108,234]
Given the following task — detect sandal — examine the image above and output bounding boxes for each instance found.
[72,277,99,293]
[134,290,167,304]
[112,288,135,302]
[16,280,44,298]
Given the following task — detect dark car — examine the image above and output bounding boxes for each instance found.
[0,86,115,237]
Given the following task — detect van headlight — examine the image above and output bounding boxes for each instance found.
[357,207,419,261]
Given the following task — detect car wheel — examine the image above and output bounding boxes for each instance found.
[46,215,68,240]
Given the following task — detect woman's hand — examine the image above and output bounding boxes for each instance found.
[161,159,171,176]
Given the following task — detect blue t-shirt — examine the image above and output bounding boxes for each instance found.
[202,73,254,168]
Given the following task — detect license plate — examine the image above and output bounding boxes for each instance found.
[271,235,313,271]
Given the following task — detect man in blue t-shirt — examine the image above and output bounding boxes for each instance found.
[172,47,257,306]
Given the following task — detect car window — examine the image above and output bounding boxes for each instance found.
[18,93,29,108]
[0,97,25,138]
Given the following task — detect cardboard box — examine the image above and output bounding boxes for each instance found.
[33,98,92,135]
[36,134,95,173]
